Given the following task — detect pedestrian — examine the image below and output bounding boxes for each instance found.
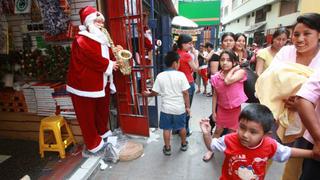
[296,70,320,179]
[197,43,209,95]
[203,49,247,162]
[142,51,190,156]
[255,28,290,76]
[265,13,320,180]
[66,6,119,156]
[200,103,316,180]
[174,34,199,136]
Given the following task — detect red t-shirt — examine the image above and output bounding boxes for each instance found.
[177,49,194,83]
[221,133,277,180]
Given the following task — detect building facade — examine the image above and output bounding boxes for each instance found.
[220,0,316,46]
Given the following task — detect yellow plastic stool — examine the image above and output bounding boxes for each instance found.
[39,115,76,159]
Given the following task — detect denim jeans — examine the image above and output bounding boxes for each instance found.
[186,83,195,134]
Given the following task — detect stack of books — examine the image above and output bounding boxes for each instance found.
[31,82,64,116]
[21,84,37,113]
[53,89,76,119]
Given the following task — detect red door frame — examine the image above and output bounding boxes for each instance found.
[105,0,150,137]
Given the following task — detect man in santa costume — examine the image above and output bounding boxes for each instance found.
[66,6,119,156]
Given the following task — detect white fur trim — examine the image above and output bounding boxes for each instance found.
[101,44,110,58]
[105,60,114,76]
[100,130,113,139]
[79,25,87,31]
[66,85,105,98]
[79,30,108,44]
[88,138,104,153]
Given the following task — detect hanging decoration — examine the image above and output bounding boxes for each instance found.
[14,0,31,14]
[30,0,42,22]
[0,0,15,16]
[0,22,9,54]
[38,0,69,35]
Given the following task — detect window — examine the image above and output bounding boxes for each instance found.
[255,9,266,23]
[221,7,223,18]
[280,0,298,16]
[224,6,229,16]
[232,0,238,9]
[245,15,250,26]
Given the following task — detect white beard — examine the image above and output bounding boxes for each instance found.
[87,24,108,44]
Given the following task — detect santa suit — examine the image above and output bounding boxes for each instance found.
[67,30,116,153]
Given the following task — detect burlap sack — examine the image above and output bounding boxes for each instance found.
[119,141,143,162]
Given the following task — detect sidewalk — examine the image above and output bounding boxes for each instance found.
[89,92,285,180]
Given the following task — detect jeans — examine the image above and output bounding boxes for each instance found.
[186,83,195,134]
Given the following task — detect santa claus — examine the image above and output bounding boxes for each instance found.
[66,6,119,156]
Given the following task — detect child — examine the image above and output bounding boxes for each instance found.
[200,103,315,180]
[296,70,320,179]
[203,49,247,161]
[142,51,190,156]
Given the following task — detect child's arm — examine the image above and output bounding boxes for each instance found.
[224,65,246,85]
[200,119,226,152]
[182,89,190,115]
[273,142,315,162]
[142,89,158,97]
[200,119,213,150]
[212,88,217,120]
[290,147,314,159]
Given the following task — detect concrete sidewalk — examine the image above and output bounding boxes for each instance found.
[89,92,285,180]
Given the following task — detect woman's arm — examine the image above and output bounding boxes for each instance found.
[297,97,320,149]
[224,66,246,85]
[255,57,265,76]
[188,49,199,72]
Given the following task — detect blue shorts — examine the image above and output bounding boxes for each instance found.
[159,112,186,130]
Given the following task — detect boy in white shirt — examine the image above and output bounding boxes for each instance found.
[143,51,190,155]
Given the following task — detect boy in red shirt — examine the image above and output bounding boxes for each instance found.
[200,103,316,180]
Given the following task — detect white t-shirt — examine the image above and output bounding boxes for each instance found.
[152,70,190,114]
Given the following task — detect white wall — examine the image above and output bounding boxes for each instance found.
[221,0,277,24]
[222,1,300,34]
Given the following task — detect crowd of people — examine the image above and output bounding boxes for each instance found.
[68,6,319,180]
[145,12,320,180]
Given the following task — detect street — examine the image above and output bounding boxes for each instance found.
[90,91,285,180]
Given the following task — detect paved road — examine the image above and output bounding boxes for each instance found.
[91,91,285,180]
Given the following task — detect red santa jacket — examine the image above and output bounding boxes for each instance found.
[67,32,115,98]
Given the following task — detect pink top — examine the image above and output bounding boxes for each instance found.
[211,71,248,109]
[296,71,320,144]
[177,49,194,83]
[273,45,320,144]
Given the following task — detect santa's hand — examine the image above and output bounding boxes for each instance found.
[113,62,119,71]
[115,45,123,53]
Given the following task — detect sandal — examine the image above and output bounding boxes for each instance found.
[202,151,214,162]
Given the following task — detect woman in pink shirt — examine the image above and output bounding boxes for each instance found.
[173,34,199,136]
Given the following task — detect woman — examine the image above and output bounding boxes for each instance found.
[234,33,259,103]
[203,32,236,162]
[255,28,290,76]
[234,33,252,64]
[269,13,320,180]
[173,34,199,136]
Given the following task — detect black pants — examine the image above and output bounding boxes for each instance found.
[299,138,320,180]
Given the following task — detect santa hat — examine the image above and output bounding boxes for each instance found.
[79,6,105,31]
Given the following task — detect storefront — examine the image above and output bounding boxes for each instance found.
[0,0,177,179]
